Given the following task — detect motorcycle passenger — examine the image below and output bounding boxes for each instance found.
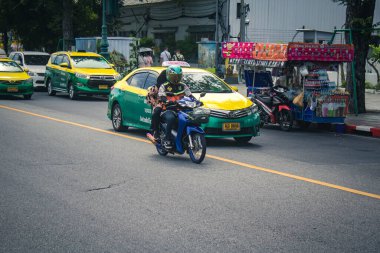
[158,65,193,149]
[146,69,167,141]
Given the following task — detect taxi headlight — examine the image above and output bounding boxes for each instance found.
[25,77,34,83]
[249,104,258,114]
[114,74,122,81]
[193,107,210,115]
[28,71,37,77]
[75,73,90,79]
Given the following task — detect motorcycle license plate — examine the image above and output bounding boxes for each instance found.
[222,122,240,131]
[7,87,18,92]
[99,85,108,89]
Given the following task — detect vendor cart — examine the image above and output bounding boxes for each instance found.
[287,42,354,126]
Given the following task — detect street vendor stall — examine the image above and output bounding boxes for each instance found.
[287,42,353,126]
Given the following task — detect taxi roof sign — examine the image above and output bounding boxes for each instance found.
[162,61,190,67]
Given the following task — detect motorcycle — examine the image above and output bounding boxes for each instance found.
[249,85,293,131]
[151,94,210,164]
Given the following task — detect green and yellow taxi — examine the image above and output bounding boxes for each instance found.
[107,62,260,143]
[0,57,33,99]
[44,51,121,99]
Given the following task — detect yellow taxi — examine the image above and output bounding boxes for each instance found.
[44,51,121,99]
[0,57,33,99]
[107,62,260,143]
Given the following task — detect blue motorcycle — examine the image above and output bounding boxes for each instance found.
[155,94,210,164]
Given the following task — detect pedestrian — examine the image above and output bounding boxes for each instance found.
[172,49,185,61]
[160,46,171,65]
[138,52,145,68]
[144,52,153,67]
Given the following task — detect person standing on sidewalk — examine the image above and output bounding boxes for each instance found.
[172,49,185,61]
[160,46,171,65]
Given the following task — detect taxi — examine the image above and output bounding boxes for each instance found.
[107,62,260,143]
[44,51,121,99]
[0,57,33,99]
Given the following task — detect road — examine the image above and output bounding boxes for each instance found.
[1,91,379,253]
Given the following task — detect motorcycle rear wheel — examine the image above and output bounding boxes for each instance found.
[188,133,206,164]
[279,110,293,131]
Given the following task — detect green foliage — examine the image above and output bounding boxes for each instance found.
[369,44,380,63]
[139,37,155,48]
[365,81,374,89]
[175,36,198,62]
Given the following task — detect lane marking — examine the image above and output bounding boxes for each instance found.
[1,104,379,200]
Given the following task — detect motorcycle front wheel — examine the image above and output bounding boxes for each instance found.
[156,143,168,156]
[279,110,293,131]
[188,133,206,164]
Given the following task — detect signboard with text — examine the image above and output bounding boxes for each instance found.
[287,42,354,62]
[222,42,288,61]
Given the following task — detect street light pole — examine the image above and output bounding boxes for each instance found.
[240,0,245,42]
[215,0,219,72]
[100,0,109,59]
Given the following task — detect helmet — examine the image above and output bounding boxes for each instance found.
[166,65,182,85]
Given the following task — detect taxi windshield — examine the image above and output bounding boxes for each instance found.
[0,61,23,72]
[182,72,232,93]
[71,56,111,69]
[24,55,50,65]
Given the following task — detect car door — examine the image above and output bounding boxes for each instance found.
[141,72,159,127]
[51,55,63,89]
[56,54,71,90]
[122,71,149,128]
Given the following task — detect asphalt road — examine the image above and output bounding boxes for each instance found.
[1,91,379,253]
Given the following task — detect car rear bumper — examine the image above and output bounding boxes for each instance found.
[0,83,34,95]
[202,113,260,138]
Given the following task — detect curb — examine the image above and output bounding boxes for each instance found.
[344,124,380,138]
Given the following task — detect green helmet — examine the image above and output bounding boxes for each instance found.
[166,65,183,85]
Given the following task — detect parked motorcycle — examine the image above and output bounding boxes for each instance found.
[249,85,293,131]
[153,94,210,164]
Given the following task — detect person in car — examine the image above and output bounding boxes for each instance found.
[159,65,193,148]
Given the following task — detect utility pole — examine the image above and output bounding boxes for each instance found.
[240,0,245,42]
[215,0,219,71]
[100,0,110,60]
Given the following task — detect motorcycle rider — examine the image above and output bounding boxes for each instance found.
[158,65,193,149]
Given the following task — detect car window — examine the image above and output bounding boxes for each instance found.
[182,72,232,93]
[62,55,70,66]
[127,72,148,88]
[53,55,64,65]
[50,55,57,65]
[24,55,50,65]
[8,53,15,60]
[71,56,111,69]
[144,73,158,89]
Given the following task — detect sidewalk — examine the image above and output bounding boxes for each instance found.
[344,92,380,137]
[231,83,380,138]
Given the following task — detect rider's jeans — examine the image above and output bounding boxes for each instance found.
[161,110,176,142]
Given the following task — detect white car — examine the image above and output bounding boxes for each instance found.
[9,51,50,89]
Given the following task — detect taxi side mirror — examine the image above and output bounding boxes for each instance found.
[23,68,29,72]
[59,62,69,68]
[109,63,115,68]
[230,85,238,92]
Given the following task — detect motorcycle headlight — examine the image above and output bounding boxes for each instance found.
[75,73,90,79]
[114,74,122,81]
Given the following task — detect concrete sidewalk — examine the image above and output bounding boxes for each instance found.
[231,83,380,138]
[344,92,380,137]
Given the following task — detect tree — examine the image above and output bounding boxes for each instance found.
[367,44,380,87]
[333,0,377,113]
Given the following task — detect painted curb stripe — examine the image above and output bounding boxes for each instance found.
[1,104,379,200]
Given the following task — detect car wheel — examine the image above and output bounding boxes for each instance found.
[68,84,77,100]
[23,94,32,100]
[112,103,128,132]
[233,136,252,144]
[47,79,56,96]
